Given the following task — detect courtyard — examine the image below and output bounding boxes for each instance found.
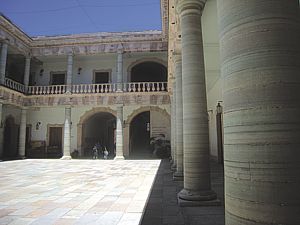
[0,159,161,225]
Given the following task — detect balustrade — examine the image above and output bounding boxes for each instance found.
[7,81,167,95]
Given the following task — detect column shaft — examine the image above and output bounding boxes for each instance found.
[116,51,123,91]
[177,0,217,205]
[0,103,3,158]
[18,109,27,158]
[0,42,8,85]
[174,54,183,180]
[115,106,124,159]
[24,56,31,92]
[66,54,73,92]
[171,80,177,169]
[62,107,72,159]
[218,0,300,224]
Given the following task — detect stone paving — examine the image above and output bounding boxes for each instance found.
[0,159,161,225]
[141,159,225,225]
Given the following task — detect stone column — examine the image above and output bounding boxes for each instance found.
[114,106,124,159]
[171,80,177,170]
[173,53,183,180]
[217,1,300,224]
[176,0,217,206]
[62,106,72,160]
[66,53,73,92]
[116,49,124,92]
[0,103,3,158]
[18,108,27,158]
[23,56,31,92]
[0,42,8,85]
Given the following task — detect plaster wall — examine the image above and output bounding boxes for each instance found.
[34,52,167,86]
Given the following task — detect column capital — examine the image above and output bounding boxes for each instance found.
[176,0,206,16]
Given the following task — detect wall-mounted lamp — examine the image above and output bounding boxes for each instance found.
[39,69,44,76]
[216,101,223,114]
[36,121,41,130]
[77,67,82,75]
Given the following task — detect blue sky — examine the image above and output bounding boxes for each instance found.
[0,0,162,37]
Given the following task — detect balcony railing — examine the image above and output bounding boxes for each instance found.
[4,78,26,93]
[3,80,168,95]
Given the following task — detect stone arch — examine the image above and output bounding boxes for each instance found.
[77,107,117,155]
[125,106,170,125]
[127,58,167,82]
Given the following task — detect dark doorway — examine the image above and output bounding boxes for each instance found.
[94,71,110,84]
[47,127,63,158]
[3,117,19,158]
[130,111,151,158]
[82,112,116,158]
[131,62,167,82]
[51,72,66,85]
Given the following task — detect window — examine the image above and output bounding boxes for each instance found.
[50,72,66,85]
[94,71,110,84]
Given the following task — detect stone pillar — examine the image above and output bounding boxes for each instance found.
[116,50,124,92]
[18,108,27,158]
[66,53,73,92]
[217,1,300,224]
[171,80,177,170]
[0,103,3,158]
[0,42,8,85]
[23,56,31,92]
[176,0,217,206]
[173,53,183,180]
[114,106,124,159]
[62,106,72,160]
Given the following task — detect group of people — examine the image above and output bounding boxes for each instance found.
[92,142,109,160]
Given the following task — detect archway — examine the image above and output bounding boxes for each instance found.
[130,61,167,82]
[129,111,151,158]
[3,116,19,158]
[81,112,116,159]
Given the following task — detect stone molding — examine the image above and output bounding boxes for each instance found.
[176,0,206,16]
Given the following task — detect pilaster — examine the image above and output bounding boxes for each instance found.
[114,105,124,160]
[18,108,27,158]
[61,106,72,160]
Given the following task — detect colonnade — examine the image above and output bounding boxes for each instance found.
[170,0,300,224]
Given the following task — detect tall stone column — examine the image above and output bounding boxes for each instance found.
[114,105,124,159]
[217,1,300,224]
[177,0,217,206]
[171,80,177,170]
[173,53,183,180]
[0,42,8,85]
[66,53,73,92]
[23,55,31,92]
[18,108,27,158]
[62,106,72,160]
[116,49,124,92]
[0,103,3,158]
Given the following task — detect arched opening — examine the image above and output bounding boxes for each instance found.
[3,117,19,158]
[131,61,167,82]
[82,112,116,159]
[129,111,151,158]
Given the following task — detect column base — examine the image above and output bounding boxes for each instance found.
[18,155,26,160]
[114,156,125,160]
[177,188,220,207]
[173,171,183,181]
[61,156,72,160]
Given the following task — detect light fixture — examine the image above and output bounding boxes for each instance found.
[216,101,223,114]
[39,69,44,76]
[77,67,82,75]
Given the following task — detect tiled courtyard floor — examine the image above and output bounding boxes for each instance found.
[0,159,161,225]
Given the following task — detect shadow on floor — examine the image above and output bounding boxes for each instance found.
[140,159,225,225]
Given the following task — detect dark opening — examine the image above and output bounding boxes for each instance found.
[83,112,116,159]
[47,127,63,158]
[51,73,66,85]
[6,54,25,83]
[129,111,151,158]
[131,62,167,82]
[3,117,19,158]
[94,72,110,84]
